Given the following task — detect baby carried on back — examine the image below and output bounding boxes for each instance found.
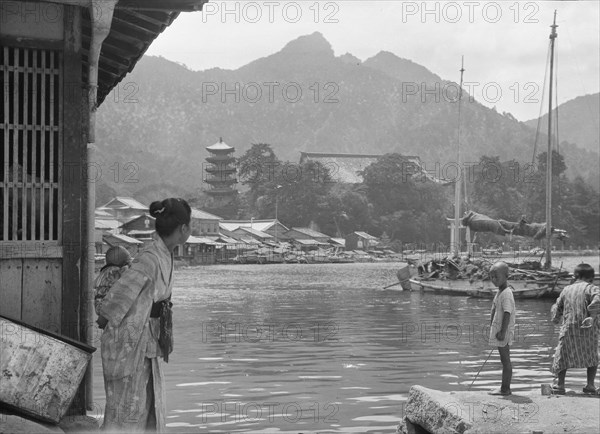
[94,246,132,329]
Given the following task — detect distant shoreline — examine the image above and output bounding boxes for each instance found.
[479,250,598,258]
[404,250,598,259]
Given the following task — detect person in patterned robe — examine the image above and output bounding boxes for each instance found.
[98,198,191,432]
[551,263,600,394]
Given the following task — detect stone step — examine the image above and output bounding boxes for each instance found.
[398,385,600,434]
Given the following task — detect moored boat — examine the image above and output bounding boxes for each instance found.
[394,14,586,298]
[407,277,552,299]
[466,286,551,299]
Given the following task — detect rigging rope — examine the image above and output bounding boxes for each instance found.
[554,42,563,225]
[555,41,560,157]
[527,39,553,220]
[531,41,552,165]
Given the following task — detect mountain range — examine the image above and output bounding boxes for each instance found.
[524,93,599,155]
[95,32,599,204]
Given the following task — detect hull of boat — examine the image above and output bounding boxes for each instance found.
[467,286,551,299]
[407,278,552,299]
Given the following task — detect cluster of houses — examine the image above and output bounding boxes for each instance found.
[95,197,389,266]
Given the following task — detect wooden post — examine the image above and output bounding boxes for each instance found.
[62,4,85,415]
[544,12,558,270]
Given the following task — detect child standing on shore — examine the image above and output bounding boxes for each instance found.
[488,261,516,396]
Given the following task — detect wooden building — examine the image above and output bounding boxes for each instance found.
[120,213,155,233]
[94,218,118,253]
[102,232,144,255]
[97,196,148,223]
[184,235,217,265]
[220,219,289,240]
[231,226,274,243]
[0,0,208,416]
[190,207,222,236]
[283,227,331,243]
[345,231,379,251]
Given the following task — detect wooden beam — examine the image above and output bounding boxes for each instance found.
[81,33,134,58]
[82,54,125,79]
[0,36,63,51]
[62,4,85,415]
[112,14,161,37]
[119,8,170,30]
[89,50,131,71]
[82,20,146,48]
[117,0,208,12]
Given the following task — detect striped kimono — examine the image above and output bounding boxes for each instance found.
[99,236,173,432]
[551,281,600,374]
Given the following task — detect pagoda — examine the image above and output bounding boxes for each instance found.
[204,138,238,204]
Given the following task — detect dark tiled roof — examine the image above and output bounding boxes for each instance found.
[191,208,223,221]
[84,1,209,106]
[287,227,330,239]
[352,231,378,240]
[299,152,443,184]
[300,152,382,183]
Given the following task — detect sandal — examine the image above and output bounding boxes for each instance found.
[551,385,566,395]
[582,386,598,395]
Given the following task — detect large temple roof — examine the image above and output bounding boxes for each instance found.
[299,152,443,184]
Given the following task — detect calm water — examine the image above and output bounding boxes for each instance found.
[91,258,598,433]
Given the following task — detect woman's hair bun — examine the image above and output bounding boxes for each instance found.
[149,200,166,218]
[149,198,191,237]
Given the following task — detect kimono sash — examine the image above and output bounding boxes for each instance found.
[151,298,174,362]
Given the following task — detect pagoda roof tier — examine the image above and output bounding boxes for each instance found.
[207,138,235,152]
[205,166,237,174]
[205,178,237,185]
[206,188,239,196]
[206,156,236,164]
[207,148,235,154]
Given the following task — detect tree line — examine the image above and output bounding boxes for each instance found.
[210,143,599,250]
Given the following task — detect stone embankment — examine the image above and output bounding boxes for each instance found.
[0,412,98,434]
[398,385,600,434]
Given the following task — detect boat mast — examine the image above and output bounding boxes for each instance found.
[545,11,558,270]
[453,57,465,256]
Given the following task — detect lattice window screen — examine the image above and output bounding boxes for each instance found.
[1,46,62,242]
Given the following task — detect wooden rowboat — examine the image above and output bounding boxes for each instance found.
[465,286,551,299]
[407,278,552,299]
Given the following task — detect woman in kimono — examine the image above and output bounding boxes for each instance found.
[98,198,191,432]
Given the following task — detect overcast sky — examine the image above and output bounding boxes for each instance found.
[145,1,600,121]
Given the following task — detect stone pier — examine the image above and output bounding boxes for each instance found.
[398,385,600,434]
[0,411,99,434]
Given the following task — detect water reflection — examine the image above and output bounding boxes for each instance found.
[92,263,574,433]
